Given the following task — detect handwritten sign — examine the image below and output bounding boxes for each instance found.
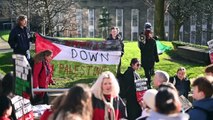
[12,54,32,98]
[207,39,213,63]
[53,61,116,78]
[11,95,33,120]
[179,95,192,112]
[135,78,148,102]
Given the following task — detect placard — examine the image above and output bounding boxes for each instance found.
[11,95,33,120]
[135,78,148,102]
[12,54,32,99]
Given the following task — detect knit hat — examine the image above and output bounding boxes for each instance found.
[144,22,152,31]
[143,89,158,110]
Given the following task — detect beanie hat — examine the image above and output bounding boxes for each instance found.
[144,22,152,30]
[143,89,158,110]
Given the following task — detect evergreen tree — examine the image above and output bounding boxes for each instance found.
[98,6,111,38]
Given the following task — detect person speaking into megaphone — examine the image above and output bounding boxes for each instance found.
[138,22,159,89]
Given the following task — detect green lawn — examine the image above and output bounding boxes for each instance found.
[0,30,10,41]
[0,39,206,88]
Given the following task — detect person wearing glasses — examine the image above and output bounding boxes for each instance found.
[122,58,144,120]
[169,67,190,98]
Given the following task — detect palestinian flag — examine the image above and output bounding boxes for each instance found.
[35,33,122,65]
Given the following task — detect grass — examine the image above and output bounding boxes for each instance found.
[0,31,206,87]
[0,30,10,41]
[0,39,206,88]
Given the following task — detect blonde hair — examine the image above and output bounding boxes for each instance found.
[91,71,120,99]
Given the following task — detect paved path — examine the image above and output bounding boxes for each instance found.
[0,37,12,53]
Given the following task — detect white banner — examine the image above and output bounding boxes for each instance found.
[53,43,122,65]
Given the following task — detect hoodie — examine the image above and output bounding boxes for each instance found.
[147,111,189,120]
[188,98,213,120]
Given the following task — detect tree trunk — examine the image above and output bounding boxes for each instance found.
[44,0,53,36]
[207,15,212,42]
[173,20,181,41]
[154,0,165,40]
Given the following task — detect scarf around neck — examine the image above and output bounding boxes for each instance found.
[102,95,116,120]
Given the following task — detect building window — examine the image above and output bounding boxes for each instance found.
[164,13,170,40]
[131,9,139,41]
[179,25,183,41]
[190,15,196,43]
[88,9,94,37]
[202,15,207,45]
[116,9,123,37]
[147,7,154,30]
[76,9,82,37]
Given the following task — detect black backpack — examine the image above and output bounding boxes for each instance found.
[116,73,126,98]
[193,106,213,120]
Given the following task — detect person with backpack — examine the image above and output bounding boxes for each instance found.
[169,67,190,98]
[188,76,213,120]
[122,58,144,120]
[32,50,55,105]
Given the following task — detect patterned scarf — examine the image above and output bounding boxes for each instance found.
[102,95,115,120]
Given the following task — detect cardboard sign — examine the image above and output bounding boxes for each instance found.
[179,95,192,112]
[209,49,213,64]
[207,39,213,63]
[11,95,34,120]
[135,78,148,102]
[12,54,32,98]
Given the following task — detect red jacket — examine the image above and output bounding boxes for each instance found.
[33,60,53,96]
[92,95,127,120]
[0,116,10,120]
[40,109,53,120]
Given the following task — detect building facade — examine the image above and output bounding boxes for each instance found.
[1,0,212,45]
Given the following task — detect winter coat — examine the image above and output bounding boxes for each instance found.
[188,98,213,120]
[107,34,124,56]
[122,67,142,120]
[33,60,53,97]
[0,116,10,120]
[169,75,190,98]
[147,111,189,120]
[138,38,159,68]
[92,94,127,120]
[8,26,31,54]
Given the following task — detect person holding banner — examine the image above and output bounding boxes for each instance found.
[107,27,124,76]
[8,15,34,60]
[122,58,148,120]
[32,50,54,105]
[91,71,127,120]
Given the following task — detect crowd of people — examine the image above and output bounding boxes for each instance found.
[0,15,212,120]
